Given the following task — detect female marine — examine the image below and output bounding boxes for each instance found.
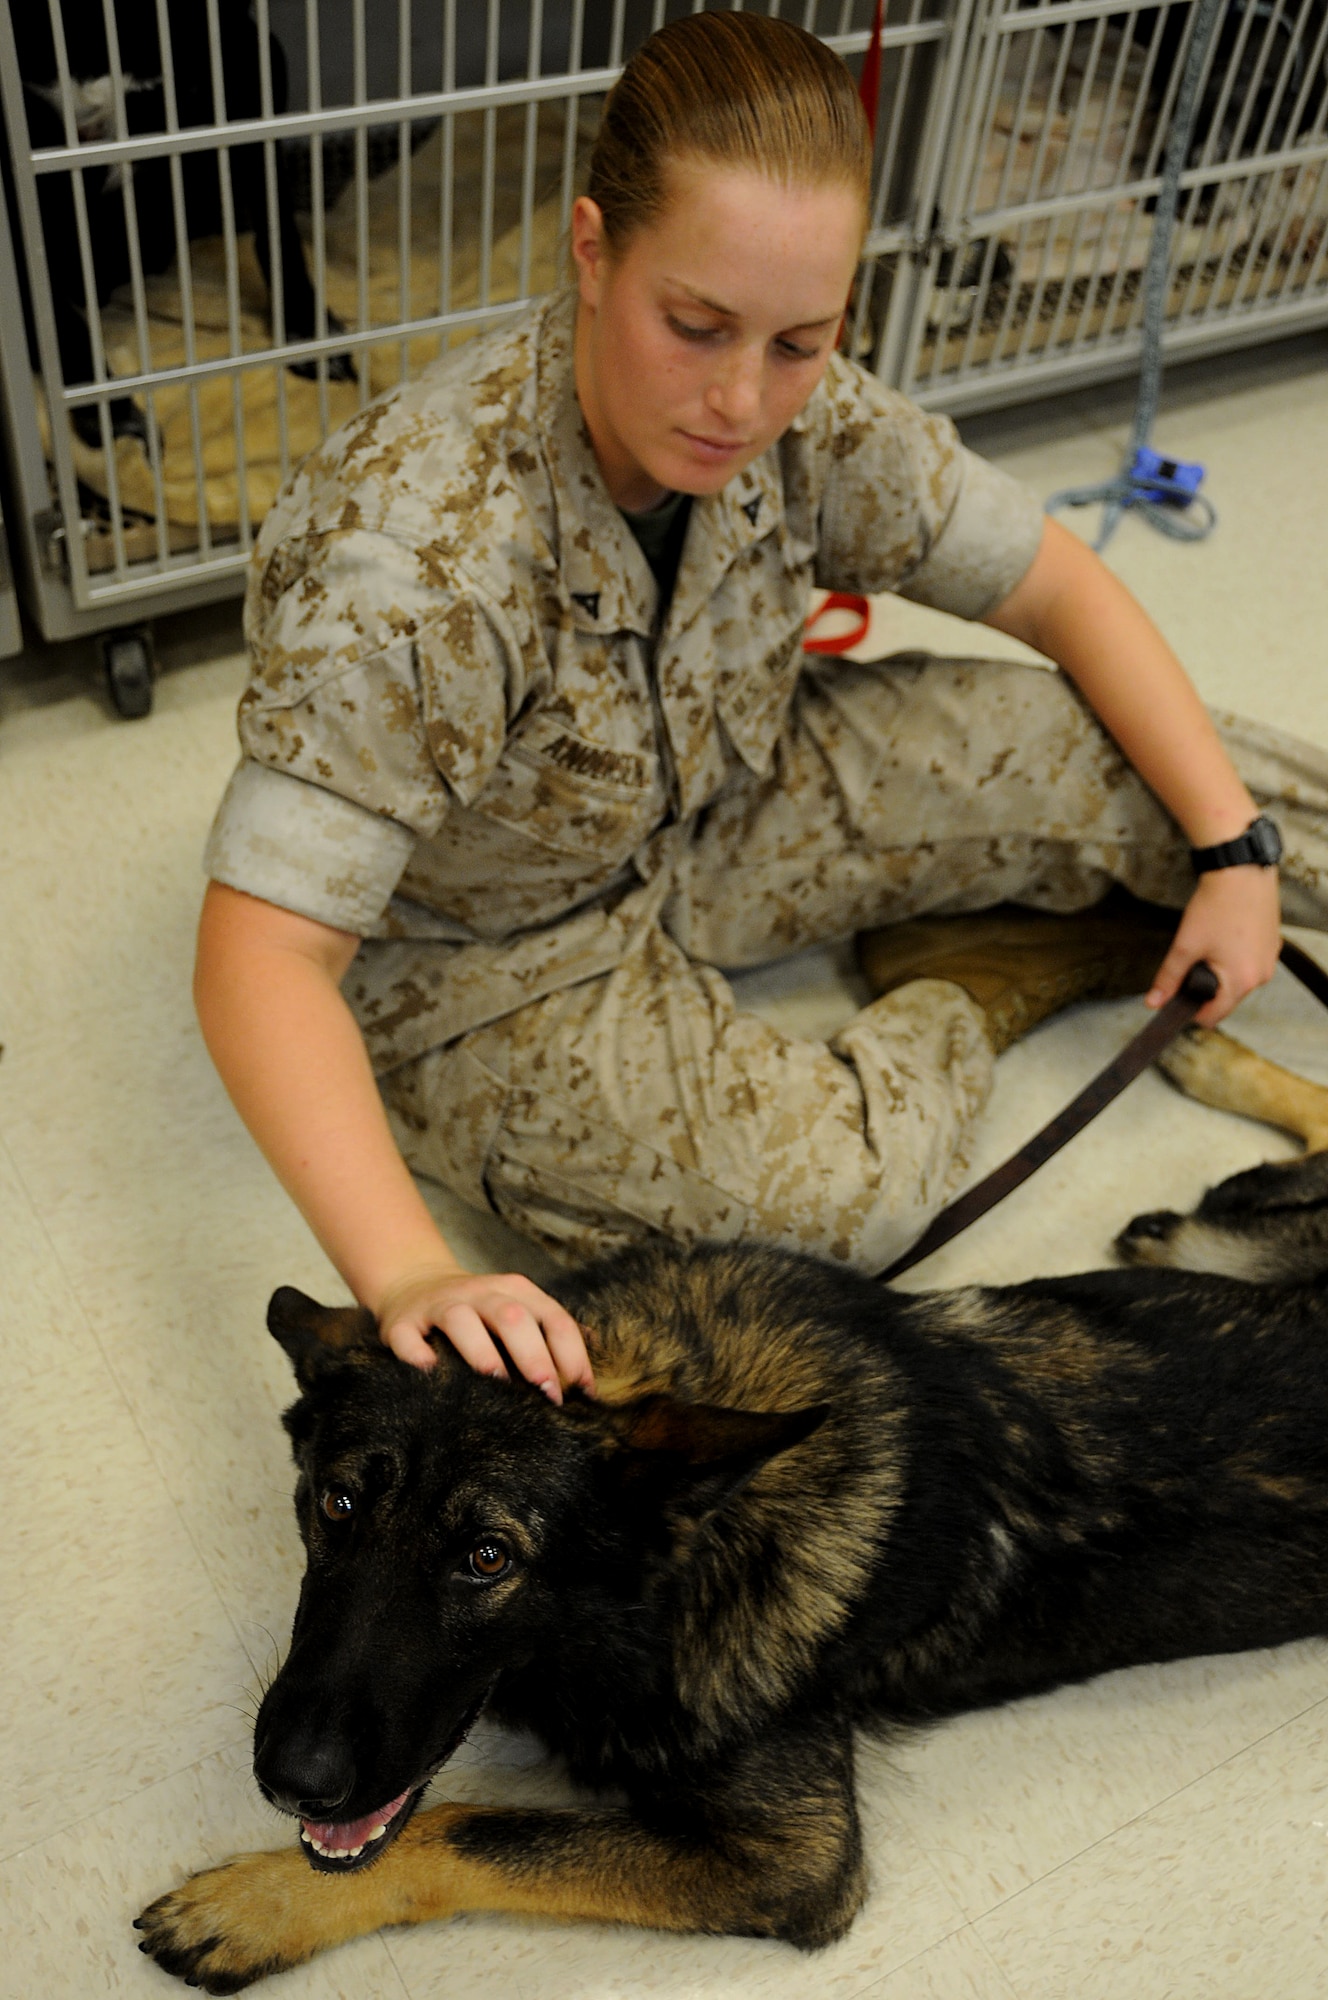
[196,12,1328,1398]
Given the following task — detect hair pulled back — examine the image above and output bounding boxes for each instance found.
[587,12,872,252]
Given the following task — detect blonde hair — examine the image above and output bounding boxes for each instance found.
[587,12,872,252]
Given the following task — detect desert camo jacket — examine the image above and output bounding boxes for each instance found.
[205,290,1045,1074]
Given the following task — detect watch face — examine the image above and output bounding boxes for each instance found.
[1251,817,1283,866]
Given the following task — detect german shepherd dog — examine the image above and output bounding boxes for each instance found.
[136,1024,1328,1993]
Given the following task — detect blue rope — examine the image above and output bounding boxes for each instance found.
[1046,0,1226,550]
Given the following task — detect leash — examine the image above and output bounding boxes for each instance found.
[877,941,1328,1284]
[1045,0,1224,550]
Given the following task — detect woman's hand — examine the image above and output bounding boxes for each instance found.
[1144,866,1282,1027]
[374,1265,596,1404]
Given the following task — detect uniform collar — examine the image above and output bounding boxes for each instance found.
[535,293,657,639]
[663,451,784,646]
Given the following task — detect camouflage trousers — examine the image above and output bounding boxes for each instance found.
[382,654,1328,1272]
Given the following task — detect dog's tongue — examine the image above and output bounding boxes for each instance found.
[301,1788,411,1848]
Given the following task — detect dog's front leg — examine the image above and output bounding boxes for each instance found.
[136,1727,864,1992]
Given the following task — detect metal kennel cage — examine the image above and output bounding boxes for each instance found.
[2,0,1318,706]
[0,0,960,707]
[892,0,1328,413]
[0,482,22,656]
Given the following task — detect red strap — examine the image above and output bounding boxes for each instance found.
[803,592,871,655]
[859,0,885,138]
[840,2,884,353]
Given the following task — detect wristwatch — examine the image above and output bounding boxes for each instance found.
[1190,814,1283,873]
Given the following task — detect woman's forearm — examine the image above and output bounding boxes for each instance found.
[985,516,1257,847]
[194,882,462,1313]
[194,882,594,1394]
[983,515,1279,1027]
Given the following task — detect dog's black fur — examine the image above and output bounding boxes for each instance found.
[12,0,352,447]
[136,1150,1328,1992]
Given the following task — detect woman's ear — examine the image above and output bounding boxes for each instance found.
[570,195,608,308]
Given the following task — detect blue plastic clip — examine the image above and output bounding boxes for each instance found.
[1127,446,1206,505]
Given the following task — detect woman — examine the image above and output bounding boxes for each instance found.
[196,12,1327,1401]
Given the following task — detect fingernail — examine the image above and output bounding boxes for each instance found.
[540,1380,562,1404]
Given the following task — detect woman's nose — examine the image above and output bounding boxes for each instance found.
[705,348,762,429]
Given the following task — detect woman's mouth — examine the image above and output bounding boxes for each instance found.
[678,429,749,463]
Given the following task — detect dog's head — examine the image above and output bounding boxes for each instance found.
[254,1285,825,1874]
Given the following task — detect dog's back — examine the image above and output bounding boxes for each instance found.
[559,1218,1328,1725]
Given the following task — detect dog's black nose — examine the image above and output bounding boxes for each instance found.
[254,1721,356,1819]
[1123,1211,1178,1241]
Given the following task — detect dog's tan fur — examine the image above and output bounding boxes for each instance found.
[1157,1025,1328,1150]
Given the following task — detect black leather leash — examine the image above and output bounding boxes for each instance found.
[877,939,1328,1285]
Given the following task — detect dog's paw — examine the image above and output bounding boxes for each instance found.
[135,1847,324,1994]
[1154,1024,1230,1099]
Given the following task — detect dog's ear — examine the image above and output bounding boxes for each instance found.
[603,1394,828,1519]
[267,1287,383,1388]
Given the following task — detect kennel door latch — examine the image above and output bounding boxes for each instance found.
[33,507,68,577]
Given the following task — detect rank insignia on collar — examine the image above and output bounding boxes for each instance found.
[570,591,601,619]
[741,497,761,526]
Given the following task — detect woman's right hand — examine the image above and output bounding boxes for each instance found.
[374,1265,596,1404]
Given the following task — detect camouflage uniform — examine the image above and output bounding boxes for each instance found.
[205,291,1328,1270]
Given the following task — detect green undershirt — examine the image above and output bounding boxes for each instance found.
[620,488,693,611]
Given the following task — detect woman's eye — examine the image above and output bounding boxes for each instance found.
[467,1540,512,1581]
[777,339,819,361]
[667,315,715,343]
[320,1487,355,1523]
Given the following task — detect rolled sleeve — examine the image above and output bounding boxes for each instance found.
[215,510,519,932]
[204,759,417,935]
[807,355,1045,623]
[899,446,1045,620]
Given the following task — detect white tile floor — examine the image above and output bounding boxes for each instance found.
[3,328,1328,2000]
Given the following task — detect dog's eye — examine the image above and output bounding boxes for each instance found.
[321,1487,355,1523]
[467,1540,511,1581]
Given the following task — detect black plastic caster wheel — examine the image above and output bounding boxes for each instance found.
[103,629,154,719]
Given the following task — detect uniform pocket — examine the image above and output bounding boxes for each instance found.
[471,710,666,861]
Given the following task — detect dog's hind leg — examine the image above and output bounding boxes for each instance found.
[136,1729,865,1992]
[1156,1027,1328,1153]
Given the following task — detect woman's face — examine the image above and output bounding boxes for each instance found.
[572,163,864,512]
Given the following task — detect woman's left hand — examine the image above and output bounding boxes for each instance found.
[1144,865,1282,1027]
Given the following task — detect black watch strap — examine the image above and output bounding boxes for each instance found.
[1190,814,1283,873]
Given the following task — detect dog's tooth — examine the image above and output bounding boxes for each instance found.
[347,1844,364,1857]
[367,1821,389,1841]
